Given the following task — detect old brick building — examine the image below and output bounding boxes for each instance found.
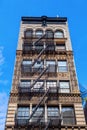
[5,16,86,130]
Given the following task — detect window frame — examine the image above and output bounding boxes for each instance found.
[47,106,59,120]
[35,30,43,38]
[17,107,30,119]
[62,106,75,125]
[45,30,54,38]
[57,60,68,72]
[20,80,31,88]
[32,106,45,122]
[56,43,66,51]
[54,30,64,38]
[24,29,33,38]
[59,81,70,93]
[46,60,56,73]
[22,59,32,73]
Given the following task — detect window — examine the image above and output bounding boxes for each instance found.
[22,60,32,65]
[58,60,68,72]
[46,60,55,66]
[35,42,44,51]
[62,106,75,125]
[24,29,33,38]
[23,43,33,52]
[59,81,70,93]
[46,80,57,88]
[45,30,54,38]
[20,80,31,88]
[47,107,59,121]
[35,30,43,38]
[22,60,32,73]
[32,107,44,122]
[46,80,57,92]
[46,42,55,51]
[54,30,64,38]
[56,43,66,51]
[17,107,30,125]
[46,60,56,72]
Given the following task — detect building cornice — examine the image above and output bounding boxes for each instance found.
[21,16,67,23]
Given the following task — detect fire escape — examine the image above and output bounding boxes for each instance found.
[16,32,62,129]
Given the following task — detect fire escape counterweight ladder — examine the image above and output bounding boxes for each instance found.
[33,34,46,46]
[32,45,48,66]
[28,89,49,121]
[30,66,48,89]
[28,33,51,127]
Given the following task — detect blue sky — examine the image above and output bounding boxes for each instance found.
[0,0,87,129]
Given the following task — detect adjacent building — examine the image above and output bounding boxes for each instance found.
[5,16,86,130]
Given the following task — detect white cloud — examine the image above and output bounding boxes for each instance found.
[0,92,8,130]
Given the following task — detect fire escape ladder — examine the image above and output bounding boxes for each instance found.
[28,88,49,121]
[33,34,46,46]
[38,82,45,92]
[30,66,49,89]
[37,109,45,123]
[32,45,48,67]
[44,120,52,130]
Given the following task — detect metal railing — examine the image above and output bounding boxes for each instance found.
[15,117,61,127]
[18,84,59,94]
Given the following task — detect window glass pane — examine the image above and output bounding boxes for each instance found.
[17,107,29,119]
[54,31,64,38]
[36,30,43,37]
[58,61,67,66]
[35,43,44,50]
[62,107,74,116]
[20,80,31,87]
[22,60,32,65]
[58,61,68,72]
[45,30,54,38]
[46,61,56,73]
[56,44,65,50]
[59,81,70,93]
[60,82,69,88]
[46,81,57,88]
[47,107,59,117]
[63,117,75,125]
[46,60,55,65]
[59,66,67,72]
[23,43,33,51]
[25,30,33,37]
[62,107,75,125]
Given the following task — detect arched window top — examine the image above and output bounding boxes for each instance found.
[54,30,64,38]
[35,29,43,38]
[45,29,54,38]
[24,29,33,38]
[45,29,53,34]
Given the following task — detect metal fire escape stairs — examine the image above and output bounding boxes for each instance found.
[28,89,49,121]
[28,33,62,129]
[18,33,61,129]
[27,34,50,124]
